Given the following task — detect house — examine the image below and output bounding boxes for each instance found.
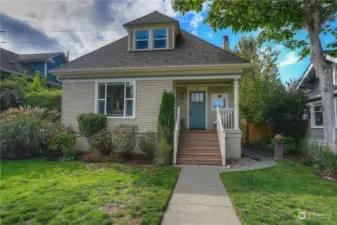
[52,11,251,165]
[0,47,68,86]
[297,53,337,141]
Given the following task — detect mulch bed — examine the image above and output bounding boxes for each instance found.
[313,170,337,181]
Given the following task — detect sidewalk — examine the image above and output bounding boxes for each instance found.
[161,166,241,225]
[161,152,276,225]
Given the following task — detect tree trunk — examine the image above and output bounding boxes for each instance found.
[307,13,336,154]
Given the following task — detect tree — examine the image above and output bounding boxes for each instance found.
[233,36,283,123]
[172,0,337,153]
[264,81,308,139]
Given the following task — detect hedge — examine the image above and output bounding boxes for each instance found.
[24,90,62,112]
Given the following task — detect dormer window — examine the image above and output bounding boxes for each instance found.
[134,29,168,50]
[153,29,167,49]
[135,30,149,49]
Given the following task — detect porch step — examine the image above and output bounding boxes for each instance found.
[177,158,222,165]
[177,130,222,165]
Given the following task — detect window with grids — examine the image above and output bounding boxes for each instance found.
[135,30,148,49]
[153,29,167,49]
[96,81,135,117]
[313,105,323,126]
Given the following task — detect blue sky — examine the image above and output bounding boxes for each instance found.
[175,11,337,83]
[0,0,335,83]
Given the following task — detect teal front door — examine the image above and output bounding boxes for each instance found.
[189,91,206,129]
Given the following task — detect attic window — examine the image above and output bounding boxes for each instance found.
[135,30,148,49]
[153,29,167,49]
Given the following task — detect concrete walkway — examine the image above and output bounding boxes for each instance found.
[161,153,276,225]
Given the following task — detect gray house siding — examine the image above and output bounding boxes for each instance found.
[61,79,173,152]
[311,128,337,141]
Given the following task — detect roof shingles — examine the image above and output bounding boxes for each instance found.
[57,30,247,71]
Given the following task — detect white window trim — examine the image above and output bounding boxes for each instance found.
[135,30,149,50]
[153,29,168,49]
[95,80,136,119]
[310,101,324,128]
[333,64,337,85]
[133,28,169,51]
[211,93,229,111]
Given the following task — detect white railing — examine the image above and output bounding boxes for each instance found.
[173,106,181,165]
[216,107,226,166]
[219,108,235,130]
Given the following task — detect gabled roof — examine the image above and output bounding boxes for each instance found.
[0,48,34,77]
[18,52,68,62]
[54,30,247,73]
[123,11,178,27]
[296,52,336,89]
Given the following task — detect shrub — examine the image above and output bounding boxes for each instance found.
[48,130,75,157]
[154,137,171,166]
[283,136,297,154]
[0,84,24,112]
[306,141,337,174]
[0,116,52,159]
[112,125,136,158]
[139,131,157,160]
[2,106,60,122]
[77,113,107,143]
[90,130,114,155]
[157,91,175,145]
[24,90,62,111]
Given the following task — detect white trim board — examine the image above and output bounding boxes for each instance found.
[62,74,242,83]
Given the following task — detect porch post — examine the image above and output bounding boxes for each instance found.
[234,78,239,130]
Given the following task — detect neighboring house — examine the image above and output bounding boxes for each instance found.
[52,11,251,165]
[297,53,337,141]
[0,47,68,86]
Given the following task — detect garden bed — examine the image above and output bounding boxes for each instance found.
[221,160,337,225]
[0,159,180,225]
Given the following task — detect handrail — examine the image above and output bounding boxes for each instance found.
[219,108,235,130]
[216,107,226,166]
[173,106,181,164]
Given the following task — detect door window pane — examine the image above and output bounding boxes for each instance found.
[195,93,200,102]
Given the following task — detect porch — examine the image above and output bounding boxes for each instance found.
[173,78,242,166]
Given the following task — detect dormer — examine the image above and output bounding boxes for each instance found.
[123,11,180,51]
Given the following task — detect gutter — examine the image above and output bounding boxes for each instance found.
[51,63,252,77]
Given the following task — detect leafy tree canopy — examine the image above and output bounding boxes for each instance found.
[172,0,337,58]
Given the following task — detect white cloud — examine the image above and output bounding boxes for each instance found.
[191,30,198,36]
[0,0,176,59]
[190,14,203,28]
[279,52,299,67]
[204,32,213,38]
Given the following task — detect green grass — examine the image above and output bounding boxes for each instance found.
[221,160,337,225]
[0,159,180,225]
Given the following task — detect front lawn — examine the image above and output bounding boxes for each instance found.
[221,160,337,225]
[0,159,180,225]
